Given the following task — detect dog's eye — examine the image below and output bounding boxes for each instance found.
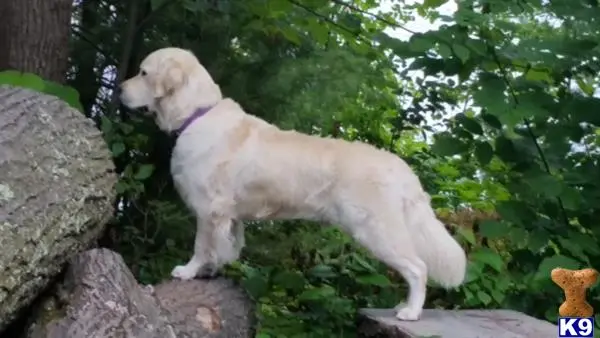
[140,70,147,76]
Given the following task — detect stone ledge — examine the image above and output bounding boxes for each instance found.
[357,308,557,338]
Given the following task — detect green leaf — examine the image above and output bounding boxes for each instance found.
[535,255,581,281]
[559,187,582,210]
[481,112,503,129]
[54,85,84,112]
[409,35,434,52]
[356,273,392,287]
[526,174,562,199]
[308,264,337,279]
[470,248,504,272]
[100,116,113,134]
[0,70,21,84]
[339,12,362,34]
[476,290,492,305]
[474,141,494,166]
[478,220,509,239]
[298,285,336,301]
[525,69,553,85]
[473,75,506,109]
[455,226,476,245]
[43,81,83,112]
[280,27,302,45]
[431,133,469,157]
[565,230,600,256]
[495,200,533,225]
[437,43,452,58]
[528,229,550,252]
[307,19,329,45]
[423,0,449,9]
[119,122,135,135]
[576,76,595,96]
[0,70,45,91]
[242,274,269,300]
[456,114,483,135]
[494,136,519,163]
[134,164,155,180]
[350,253,377,273]
[452,44,470,63]
[557,237,588,262]
[465,261,484,283]
[115,181,128,194]
[267,0,292,15]
[272,270,306,291]
[111,142,126,157]
[507,227,528,246]
[491,289,505,303]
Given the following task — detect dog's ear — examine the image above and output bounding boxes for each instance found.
[153,58,185,98]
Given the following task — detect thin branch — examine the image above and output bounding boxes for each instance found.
[489,44,571,229]
[71,27,118,65]
[286,0,372,45]
[329,0,417,35]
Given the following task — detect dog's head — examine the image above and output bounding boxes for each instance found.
[119,47,222,131]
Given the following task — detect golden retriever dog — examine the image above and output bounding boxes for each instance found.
[119,47,467,321]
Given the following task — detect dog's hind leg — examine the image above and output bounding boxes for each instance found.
[349,223,427,321]
[214,219,245,268]
[227,220,246,262]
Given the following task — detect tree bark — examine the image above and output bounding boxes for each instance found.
[0,86,117,332]
[24,249,255,338]
[0,0,73,83]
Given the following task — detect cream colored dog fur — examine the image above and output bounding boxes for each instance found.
[119,47,467,321]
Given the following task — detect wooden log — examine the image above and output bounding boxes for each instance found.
[357,308,558,338]
[0,86,116,332]
[25,249,255,338]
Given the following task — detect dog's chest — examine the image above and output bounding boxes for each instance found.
[169,139,219,200]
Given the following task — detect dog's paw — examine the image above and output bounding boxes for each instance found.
[171,265,198,280]
[395,305,421,321]
[197,263,219,279]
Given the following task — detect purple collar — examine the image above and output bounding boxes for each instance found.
[172,106,214,137]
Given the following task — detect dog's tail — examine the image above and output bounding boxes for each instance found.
[404,196,467,288]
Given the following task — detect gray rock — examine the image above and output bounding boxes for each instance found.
[357,308,558,338]
[26,249,255,338]
[0,86,116,332]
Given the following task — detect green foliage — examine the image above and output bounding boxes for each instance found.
[223,224,405,337]
[59,0,600,336]
[0,70,84,111]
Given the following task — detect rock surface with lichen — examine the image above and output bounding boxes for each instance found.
[0,86,117,332]
[24,249,254,338]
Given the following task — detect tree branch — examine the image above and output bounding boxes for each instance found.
[488,44,571,229]
[329,0,417,35]
[71,27,117,65]
[286,0,372,45]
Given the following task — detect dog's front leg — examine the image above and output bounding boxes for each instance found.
[171,216,237,280]
[171,217,215,280]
